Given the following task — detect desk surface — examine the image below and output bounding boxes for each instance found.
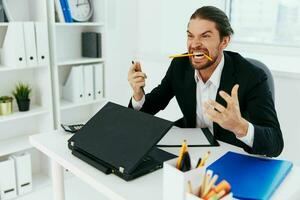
[30,131,300,200]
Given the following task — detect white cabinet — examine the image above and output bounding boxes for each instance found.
[0,0,54,197]
[0,0,107,198]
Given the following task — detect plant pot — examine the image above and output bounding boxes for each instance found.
[17,99,30,112]
[0,101,13,115]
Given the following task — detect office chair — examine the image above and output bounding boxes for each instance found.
[246,58,275,101]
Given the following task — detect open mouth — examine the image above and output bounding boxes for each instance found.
[191,51,213,62]
[193,52,205,58]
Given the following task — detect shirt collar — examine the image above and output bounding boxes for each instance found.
[194,53,224,87]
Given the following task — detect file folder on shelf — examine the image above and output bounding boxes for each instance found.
[207,151,293,200]
[0,158,17,200]
[54,0,65,22]
[23,22,37,67]
[1,22,26,67]
[10,153,32,196]
[93,63,104,99]
[35,22,50,65]
[83,65,94,101]
[62,65,85,102]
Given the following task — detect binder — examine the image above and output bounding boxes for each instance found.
[1,22,26,67]
[93,63,104,99]
[207,151,293,200]
[0,158,17,200]
[82,32,102,58]
[10,153,32,196]
[83,65,94,101]
[34,22,50,65]
[62,65,85,102]
[54,0,65,22]
[63,0,73,22]
[23,22,37,67]
[60,0,72,22]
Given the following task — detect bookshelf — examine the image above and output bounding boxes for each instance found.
[48,0,107,128]
[0,0,54,197]
[0,0,107,197]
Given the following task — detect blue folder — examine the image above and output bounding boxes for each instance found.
[207,151,293,200]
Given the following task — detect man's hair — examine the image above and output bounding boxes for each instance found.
[190,6,234,39]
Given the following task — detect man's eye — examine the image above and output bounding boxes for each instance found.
[187,35,193,38]
[203,35,210,38]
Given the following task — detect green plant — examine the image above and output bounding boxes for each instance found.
[12,82,32,101]
[0,96,13,103]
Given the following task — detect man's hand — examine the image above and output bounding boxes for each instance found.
[203,84,249,137]
[127,61,147,101]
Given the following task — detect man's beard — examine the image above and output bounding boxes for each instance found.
[189,54,218,71]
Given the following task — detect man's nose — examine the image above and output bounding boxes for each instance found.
[191,38,203,48]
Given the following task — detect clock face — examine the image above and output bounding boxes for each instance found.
[68,0,93,22]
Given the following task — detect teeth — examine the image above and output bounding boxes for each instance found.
[193,52,204,56]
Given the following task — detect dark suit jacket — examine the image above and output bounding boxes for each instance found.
[129,51,283,157]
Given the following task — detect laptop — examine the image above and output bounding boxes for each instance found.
[68,102,176,181]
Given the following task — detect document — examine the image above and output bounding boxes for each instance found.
[157,126,212,147]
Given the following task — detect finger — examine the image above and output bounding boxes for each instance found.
[132,72,147,79]
[203,106,221,124]
[133,76,145,83]
[231,84,239,103]
[206,99,226,113]
[203,102,222,123]
[130,61,142,72]
[219,90,233,106]
[135,61,142,71]
[131,61,141,71]
[135,82,145,88]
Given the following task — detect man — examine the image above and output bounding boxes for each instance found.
[127,6,283,157]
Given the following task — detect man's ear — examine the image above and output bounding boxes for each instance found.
[220,36,231,49]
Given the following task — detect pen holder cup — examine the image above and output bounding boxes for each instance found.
[186,192,233,200]
[163,158,205,200]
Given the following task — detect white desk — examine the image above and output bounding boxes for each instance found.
[29,131,300,200]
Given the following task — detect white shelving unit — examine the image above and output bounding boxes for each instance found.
[0,0,107,198]
[48,0,107,128]
[0,0,54,197]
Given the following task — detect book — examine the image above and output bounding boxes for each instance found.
[207,151,293,200]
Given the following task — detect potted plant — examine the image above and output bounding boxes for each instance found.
[0,96,13,115]
[12,82,32,112]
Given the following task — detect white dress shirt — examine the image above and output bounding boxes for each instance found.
[132,54,254,147]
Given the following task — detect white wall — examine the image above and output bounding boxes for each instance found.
[105,0,139,105]
[106,0,300,164]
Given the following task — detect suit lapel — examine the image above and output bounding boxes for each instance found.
[214,52,237,135]
[216,52,236,107]
[184,63,196,127]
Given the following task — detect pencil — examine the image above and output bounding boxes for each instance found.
[168,53,194,58]
[198,151,210,167]
[203,174,218,197]
[198,151,211,168]
[168,53,213,61]
[176,140,187,169]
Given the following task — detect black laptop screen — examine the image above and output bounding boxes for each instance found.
[69,102,173,174]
